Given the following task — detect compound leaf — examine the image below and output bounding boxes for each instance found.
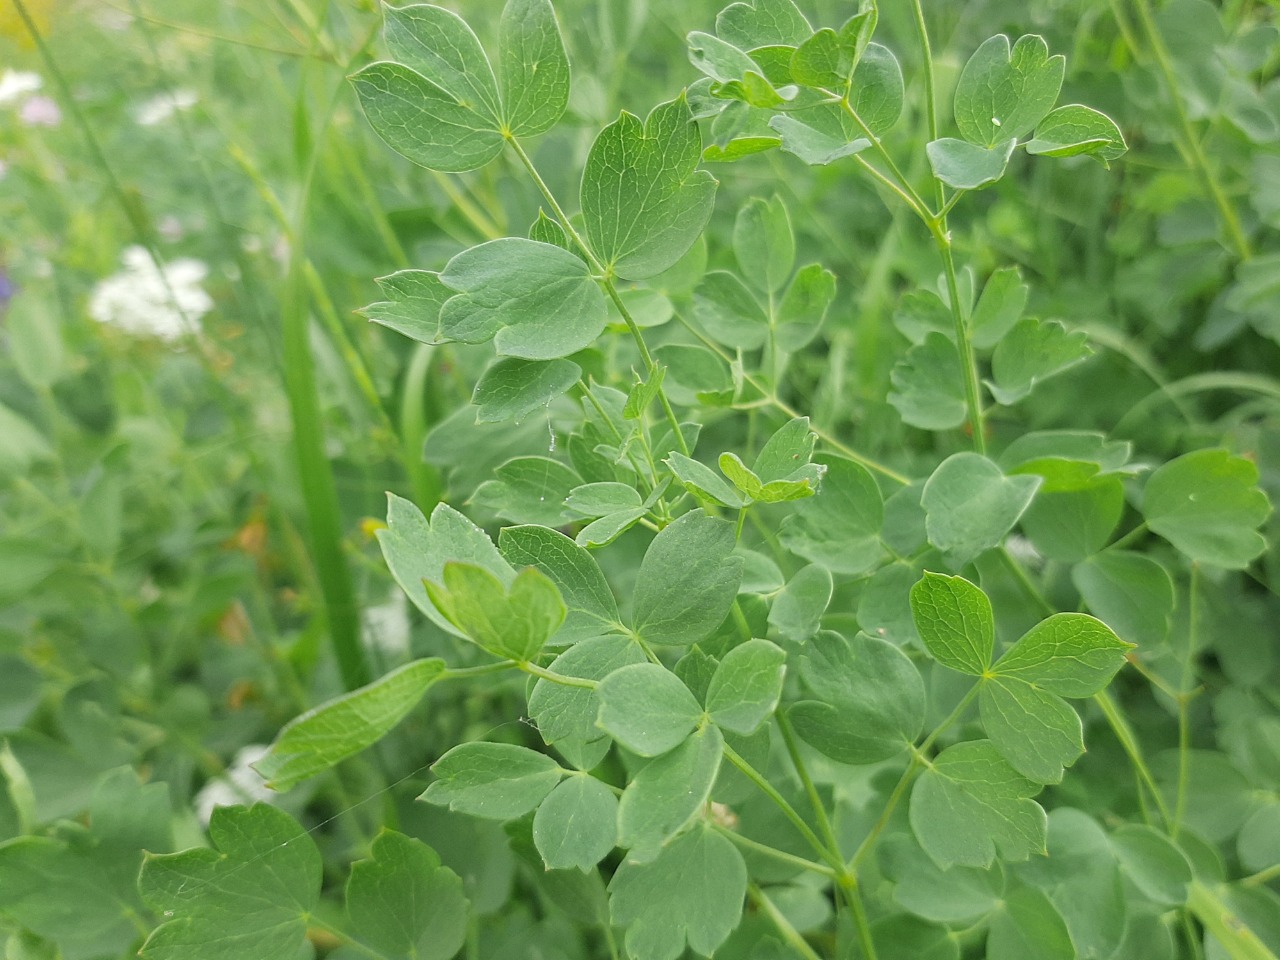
[255,658,446,791]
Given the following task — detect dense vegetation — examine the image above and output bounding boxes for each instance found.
[0,0,1278,958]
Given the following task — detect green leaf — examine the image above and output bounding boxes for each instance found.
[850,43,905,135]
[438,238,607,359]
[694,270,769,349]
[883,835,1003,924]
[528,634,647,746]
[790,631,925,764]
[767,564,833,643]
[139,805,320,960]
[1026,104,1127,161]
[609,823,747,960]
[926,138,1015,190]
[779,455,883,575]
[889,332,969,430]
[992,613,1132,698]
[498,0,570,137]
[472,357,581,424]
[576,508,650,547]
[686,31,761,83]
[703,135,782,162]
[361,269,450,343]
[254,658,446,791]
[857,563,921,646]
[753,416,816,482]
[632,511,743,646]
[667,452,749,508]
[909,740,1048,869]
[954,34,1065,147]
[426,562,566,661]
[1019,478,1124,562]
[987,885,1074,960]
[423,742,563,819]
[624,366,666,419]
[472,456,580,526]
[922,453,1042,566]
[776,263,836,351]
[893,289,952,345]
[499,524,621,643]
[978,679,1083,784]
[1111,824,1192,906]
[790,28,855,90]
[351,62,505,172]
[597,663,704,757]
[769,111,870,165]
[582,97,718,280]
[1238,804,1280,876]
[716,0,812,49]
[1142,448,1272,568]
[529,208,572,250]
[705,638,786,734]
[533,775,618,871]
[909,572,995,675]
[734,195,794,295]
[987,317,1092,405]
[383,3,501,123]
[564,483,643,518]
[617,724,723,861]
[971,267,1030,350]
[1072,550,1173,648]
[346,830,469,960]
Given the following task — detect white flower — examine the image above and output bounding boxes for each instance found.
[362,589,411,657]
[0,70,41,105]
[88,245,213,341]
[194,744,276,827]
[134,89,197,127]
[18,95,60,127]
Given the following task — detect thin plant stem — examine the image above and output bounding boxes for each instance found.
[748,885,825,960]
[722,743,840,870]
[519,662,599,689]
[846,880,880,960]
[505,137,690,456]
[714,825,840,880]
[1174,564,1200,839]
[1094,688,1173,827]
[776,714,842,858]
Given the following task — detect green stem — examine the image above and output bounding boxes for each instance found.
[777,714,842,858]
[1129,0,1252,261]
[748,885,825,960]
[999,547,1054,617]
[714,825,840,880]
[519,662,599,689]
[1186,881,1280,960]
[505,136,689,456]
[1093,688,1174,827]
[846,880,880,960]
[401,344,445,509]
[722,743,840,870]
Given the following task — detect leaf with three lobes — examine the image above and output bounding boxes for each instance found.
[790,631,925,764]
[889,332,968,429]
[533,774,619,871]
[472,357,581,424]
[597,663,704,757]
[528,634,647,747]
[438,238,607,359]
[927,138,1015,190]
[139,804,320,960]
[423,742,563,819]
[909,740,1047,869]
[1142,448,1271,568]
[361,270,451,344]
[631,510,743,645]
[254,658,446,791]
[954,34,1064,147]
[582,97,717,280]
[779,455,883,575]
[609,823,747,960]
[499,524,621,643]
[426,562,565,661]
[705,638,786,734]
[1026,104,1127,161]
[346,830,469,960]
[909,572,994,675]
[617,724,724,862]
[987,317,1092,405]
[378,495,514,637]
[922,453,1041,566]
[498,0,570,137]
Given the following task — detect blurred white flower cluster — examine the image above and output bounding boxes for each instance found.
[88,246,213,341]
[193,744,276,827]
[134,89,197,127]
[362,589,411,657]
[0,68,60,126]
